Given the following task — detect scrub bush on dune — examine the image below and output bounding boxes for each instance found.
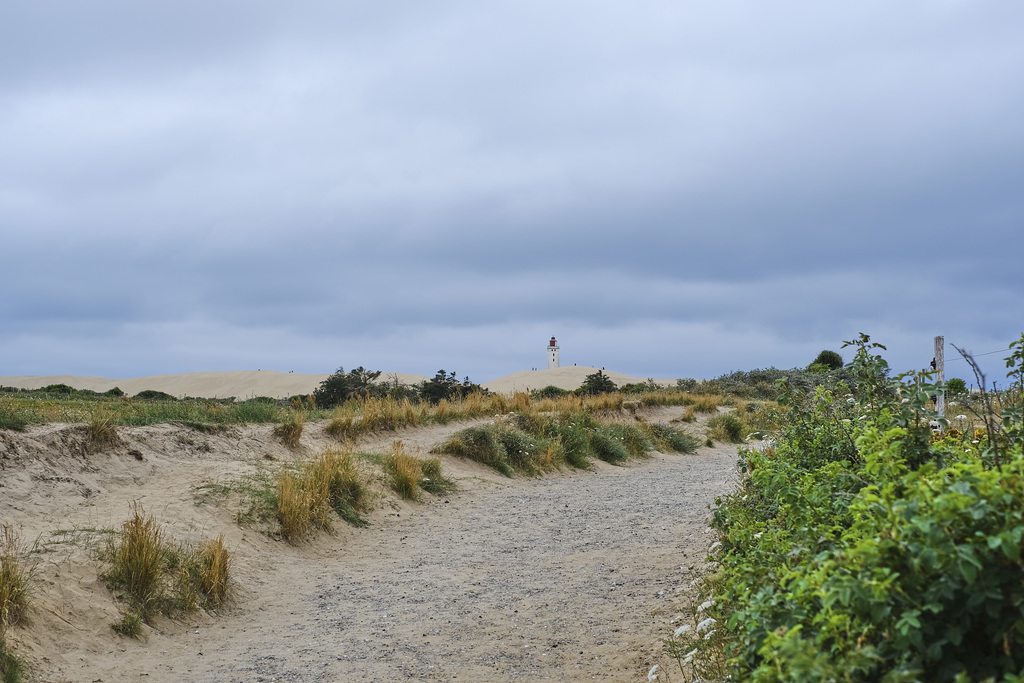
[674,333,1024,682]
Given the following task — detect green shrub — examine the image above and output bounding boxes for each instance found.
[41,383,76,395]
[531,385,570,399]
[314,366,383,408]
[577,370,617,396]
[945,377,967,395]
[809,349,843,371]
[0,404,26,432]
[682,334,1024,682]
[133,390,178,401]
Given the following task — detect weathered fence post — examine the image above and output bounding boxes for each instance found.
[935,335,945,419]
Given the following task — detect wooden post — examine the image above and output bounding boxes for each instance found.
[934,335,945,418]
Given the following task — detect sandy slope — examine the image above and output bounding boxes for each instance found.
[0,406,735,682]
[0,367,675,399]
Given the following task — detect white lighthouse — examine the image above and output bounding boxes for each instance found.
[547,336,560,369]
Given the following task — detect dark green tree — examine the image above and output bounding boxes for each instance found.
[419,370,484,403]
[808,349,843,372]
[944,377,966,395]
[578,370,617,395]
[314,366,382,408]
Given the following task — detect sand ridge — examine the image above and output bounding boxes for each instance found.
[0,367,677,399]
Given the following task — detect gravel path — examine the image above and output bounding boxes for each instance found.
[170,448,738,682]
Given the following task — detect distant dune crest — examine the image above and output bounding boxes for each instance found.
[0,368,676,399]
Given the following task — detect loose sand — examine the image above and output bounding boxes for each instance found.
[1,373,736,683]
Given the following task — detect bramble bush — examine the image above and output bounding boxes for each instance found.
[671,334,1024,682]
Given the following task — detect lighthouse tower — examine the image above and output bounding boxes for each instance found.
[547,336,560,369]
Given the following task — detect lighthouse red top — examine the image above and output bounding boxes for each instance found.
[549,337,557,347]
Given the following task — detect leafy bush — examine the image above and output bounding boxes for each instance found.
[133,390,178,401]
[41,383,76,395]
[577,370,617,396]
[532,385,570,399]
[0,403,27,432]
[810,349,844,371]
[314,366,383,408]
[678,334,1024,682]
[945,377,967,395]
[418,370,485,404]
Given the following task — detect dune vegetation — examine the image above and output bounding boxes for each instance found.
[668,334,1024,682]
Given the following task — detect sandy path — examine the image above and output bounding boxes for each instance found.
[147,452,735,682]
[3,412,737,682]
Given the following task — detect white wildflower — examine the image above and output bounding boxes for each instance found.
[683,648,698,664]
[695,600,714,614]
[753,531,763,539]
[956,415,967,420]
[647,664,660,681]
[708,541,722,552]
[674,624,692,637]
[696,617,717,632]
[703,629,717,640]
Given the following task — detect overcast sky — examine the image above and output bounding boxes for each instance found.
[2,1,1022,384]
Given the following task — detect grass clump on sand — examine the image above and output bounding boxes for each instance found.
[384,441,423,500]
[0,526,32,683]
[276,449,370,541]
[86,408,123,452]
[707,413,748,443]
[273,411,305,448]
[0,528,31,632]
[0,635,23,683]
[103,504,231,634]
[434,410,701,475]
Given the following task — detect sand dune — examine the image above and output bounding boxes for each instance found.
[1,367,676,398]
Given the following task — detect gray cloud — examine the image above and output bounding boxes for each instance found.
[2,1,1022,382]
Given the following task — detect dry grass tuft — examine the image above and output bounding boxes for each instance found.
[707,413,747,443]
[198,536,230,604]
[276,472,317,542]
[274,411,305,448]
[86,409,123,453]
[274,449,371,542]
[385,441,423,500]
[307,449,368,527]
[106,504,165,614]
[692,395,722,413]
[0,527,31,631]
[104,504,232,627]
